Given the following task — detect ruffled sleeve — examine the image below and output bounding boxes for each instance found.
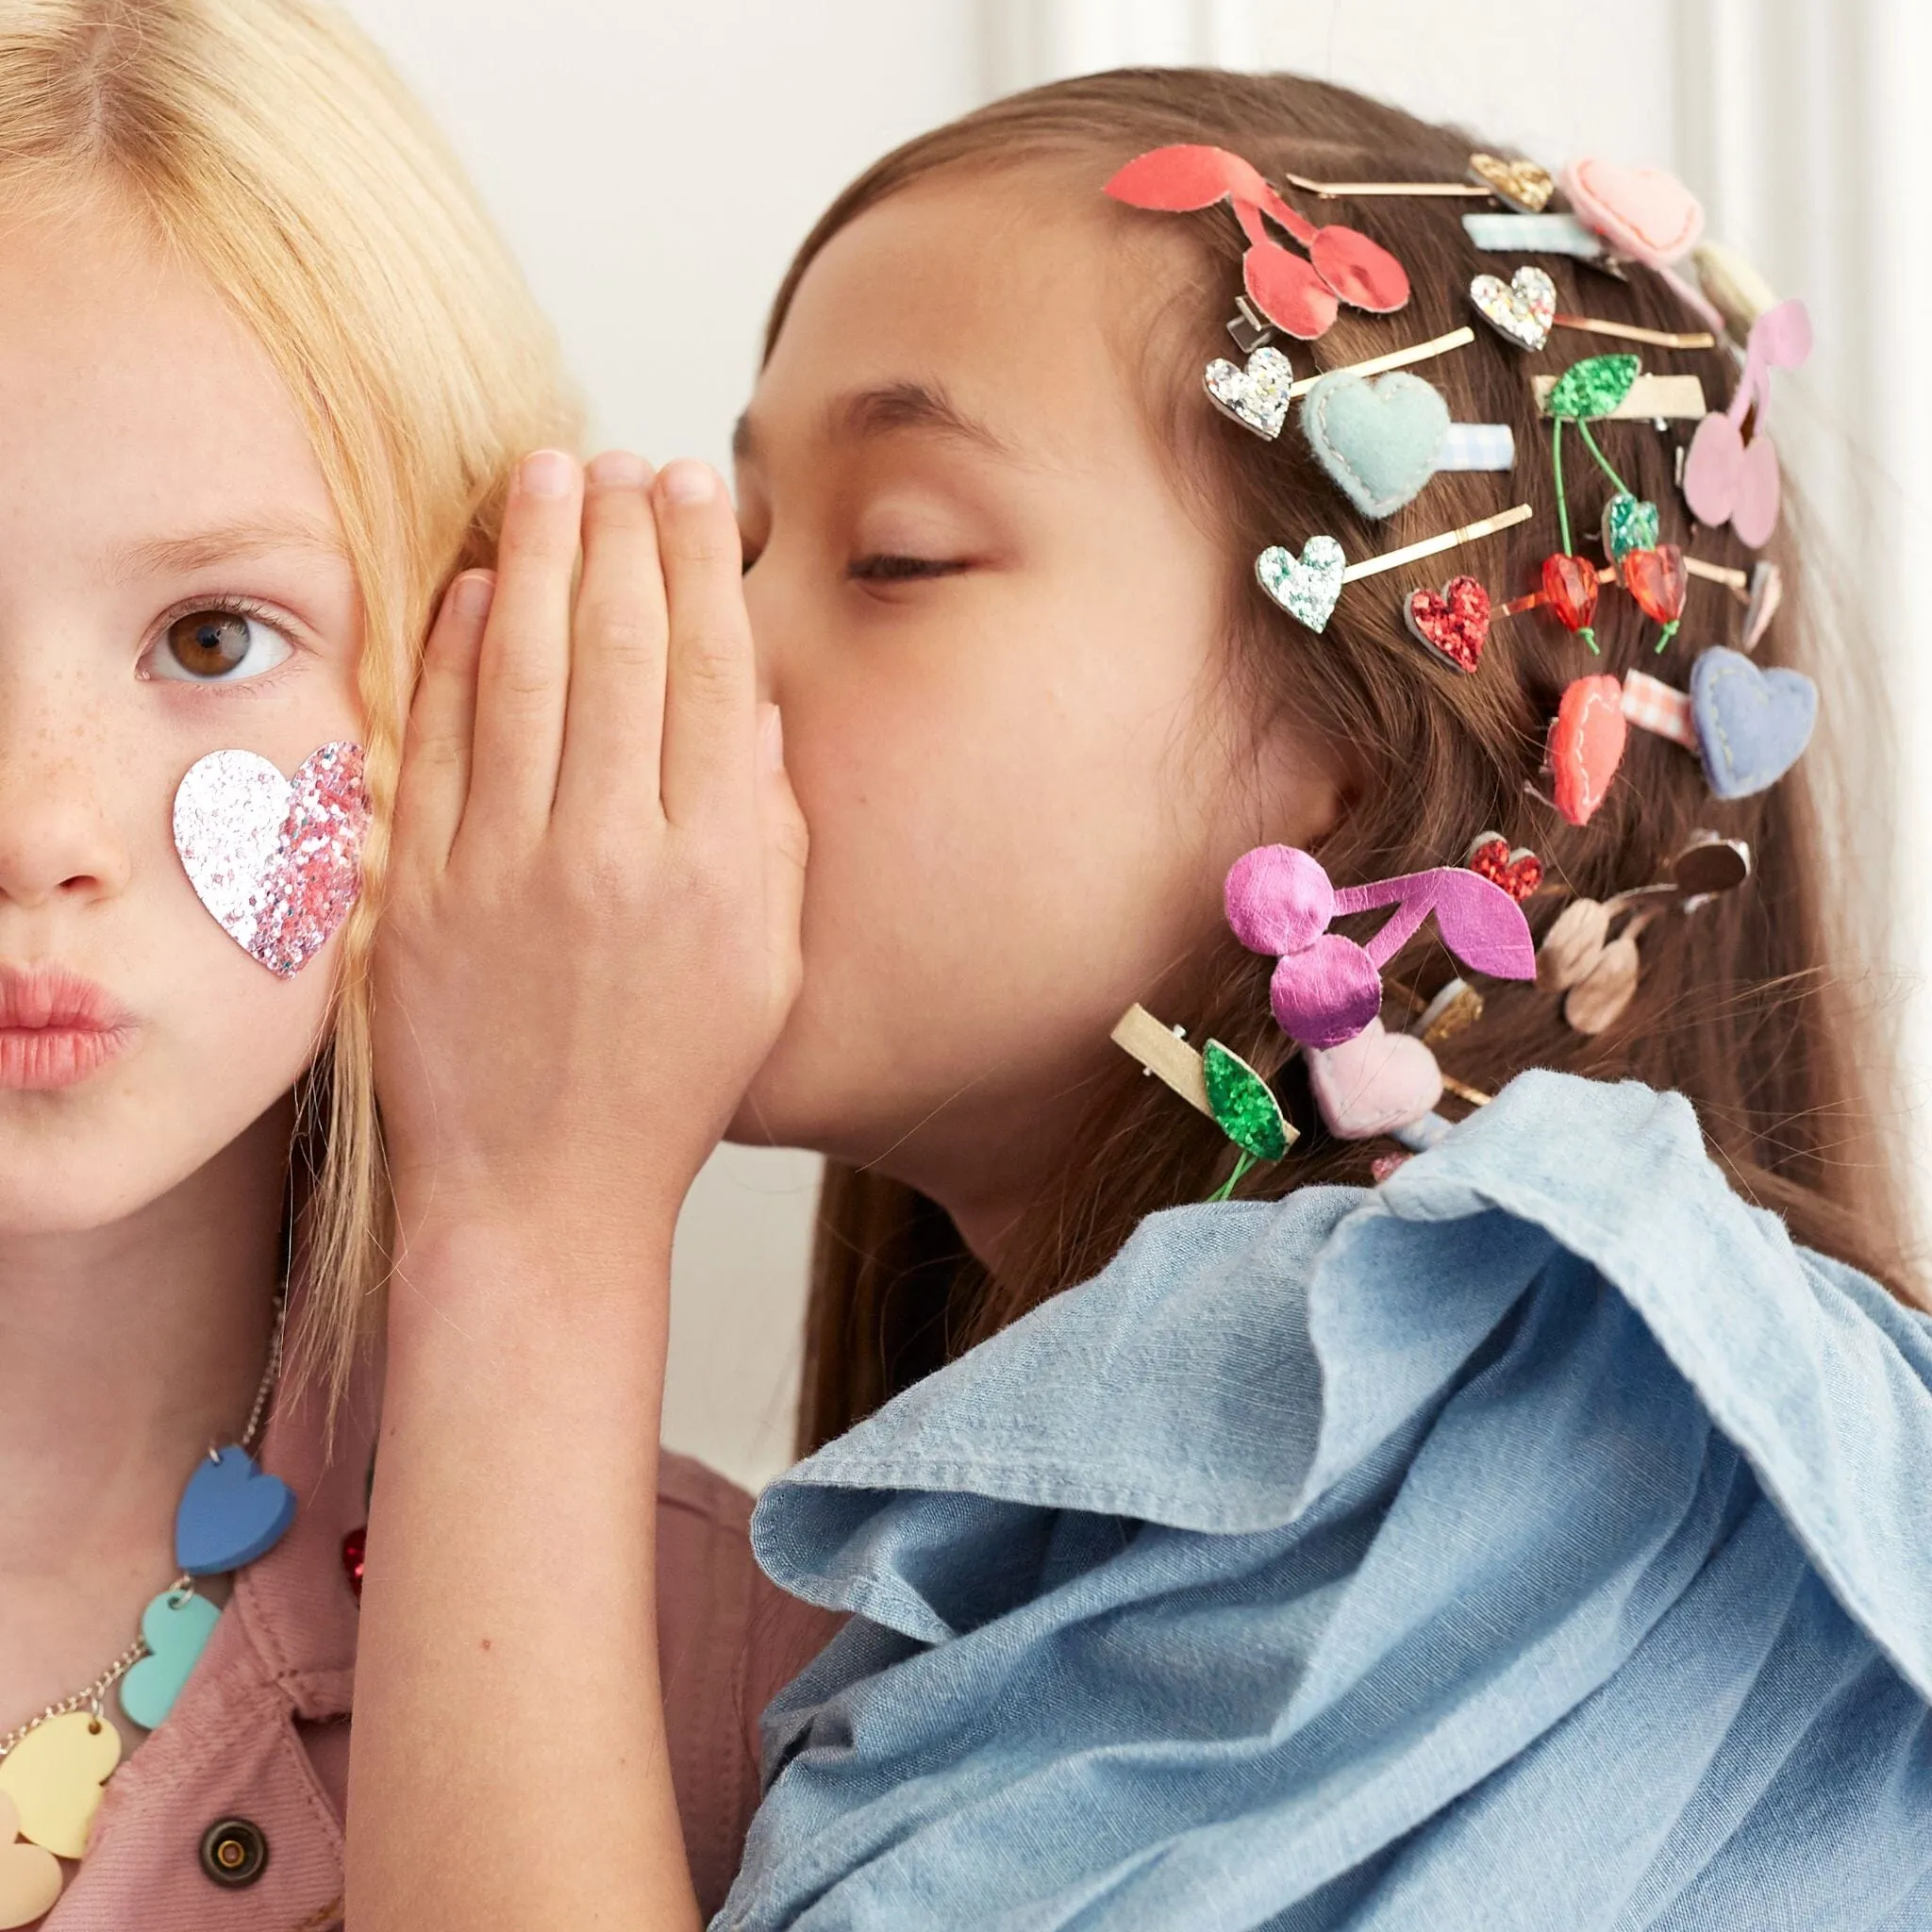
[721,1073,1932,1932]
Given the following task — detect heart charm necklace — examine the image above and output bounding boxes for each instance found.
[0,1291,291,1902]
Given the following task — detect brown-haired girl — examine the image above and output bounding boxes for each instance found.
[355,71,1932,1930]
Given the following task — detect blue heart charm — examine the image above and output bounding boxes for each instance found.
[175,1445,297,1575]
[1301,368,1450,520]
[120,1589,221,1731]
[1689,647,1818,800]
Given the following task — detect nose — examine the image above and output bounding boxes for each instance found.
[0,676,132,910]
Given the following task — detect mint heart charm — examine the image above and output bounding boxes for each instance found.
[1204,344,1294,440]
[1601,491,1660,560]
[175,1445,297,1575]
[1256,536,1346,633]
[121,1590,222,1731]
[1302,368,1449,518]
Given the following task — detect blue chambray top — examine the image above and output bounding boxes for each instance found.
[718,1072,1932,1930]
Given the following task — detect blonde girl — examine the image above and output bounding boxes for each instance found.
[0,5,822,1926]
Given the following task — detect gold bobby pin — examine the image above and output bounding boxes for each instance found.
[1341,504,1534,584]
[1285,154,1554,214]
[1554,314,1718,351]
[1291,325,1474,399]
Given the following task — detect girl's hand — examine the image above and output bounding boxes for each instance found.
[375,449,805,1251]
[351,451,799,1932]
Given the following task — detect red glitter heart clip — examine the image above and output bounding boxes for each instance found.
[1106,144,1411,341]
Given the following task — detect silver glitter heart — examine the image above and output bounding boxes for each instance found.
[1256,536,1347,633]
[1204,343,1295,441]
[1470,266,1557,351]
[173,742,370,978]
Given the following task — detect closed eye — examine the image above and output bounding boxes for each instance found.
[847,554,971,583]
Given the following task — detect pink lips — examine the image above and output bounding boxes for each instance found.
[0,967,135,1090]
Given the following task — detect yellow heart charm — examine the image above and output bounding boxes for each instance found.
[1468,151,1554,213]
[0,1712,121,1860]
[0,1793,62,1930]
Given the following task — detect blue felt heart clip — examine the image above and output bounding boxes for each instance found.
[1688,647,1818,800]
[175,1444,297,1575]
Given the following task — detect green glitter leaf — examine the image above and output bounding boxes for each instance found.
[1203,1041,1291,1163]
[1545,354,1641,421]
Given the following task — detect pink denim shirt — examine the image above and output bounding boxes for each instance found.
[42,1346,839,1930]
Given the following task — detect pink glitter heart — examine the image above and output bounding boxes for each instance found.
[173,743,370,978]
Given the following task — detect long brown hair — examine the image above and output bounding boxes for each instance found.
[774,70,1914,1454]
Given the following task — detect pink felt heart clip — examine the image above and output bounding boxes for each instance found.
[1106,145,1410,341]
[1225,844,1536,1049]
[1682,299,1811,548]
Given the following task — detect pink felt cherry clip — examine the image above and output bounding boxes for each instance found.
[1106,145,1410,341]
[1225,844,1535,1049]
[1682,299,1811,548]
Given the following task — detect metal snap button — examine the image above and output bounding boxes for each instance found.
[199,1815,269,1888]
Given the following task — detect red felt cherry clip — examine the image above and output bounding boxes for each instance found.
[1106,144,1410,341]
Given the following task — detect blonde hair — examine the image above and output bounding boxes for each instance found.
[0,0,580,1394]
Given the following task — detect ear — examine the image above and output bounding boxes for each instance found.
[1247,704,1352,855]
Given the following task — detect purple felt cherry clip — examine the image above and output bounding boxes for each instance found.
[1226,845,1536,1048]
[175,1445,297,1576]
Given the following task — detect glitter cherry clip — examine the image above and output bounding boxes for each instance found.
[1224,844,1536,1050]
[173,742,370,978]
[1107,144,1409,340]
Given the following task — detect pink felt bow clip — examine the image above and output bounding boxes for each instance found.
[1106,145,1410,341]
[1225,845,1536,1048]
[1681,298,1811,548]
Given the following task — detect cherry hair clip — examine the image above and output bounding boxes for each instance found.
[1542,651,1818,826]
[1224,843,1536,1049]
[1682,298,1812,547]
[1538,834,1751,1033]
[1106,144,1410,341]
[1284,151,1554,213]
[173,743,370,977]
[1471,267,1715,354]
[1257,503,1532,635]
[1111,1003,1297,1197]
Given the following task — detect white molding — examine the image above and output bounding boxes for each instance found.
[980,0,1257,95]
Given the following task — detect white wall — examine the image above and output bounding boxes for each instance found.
[341,0,1930,1490]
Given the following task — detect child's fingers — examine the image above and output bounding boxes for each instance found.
[655,460,757,830]
[466,450,583,845]
[391,571,493,880]
[555,450,670,830]
[758,705,809,1008]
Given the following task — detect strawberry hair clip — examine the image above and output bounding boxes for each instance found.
[1115,845,1536,1187]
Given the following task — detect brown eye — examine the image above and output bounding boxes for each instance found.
[145,608,292,684]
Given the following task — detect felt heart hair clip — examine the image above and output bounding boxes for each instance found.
[1542,651,1818,826]
[1106,144,1410,340]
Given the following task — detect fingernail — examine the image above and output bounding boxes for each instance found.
[759,703,785,772]
[588,448,651,489]
[519,449,575,499]
[452,572,495,620]
[661,459,716,506]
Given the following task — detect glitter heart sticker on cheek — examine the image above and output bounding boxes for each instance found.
[173,742,370,978]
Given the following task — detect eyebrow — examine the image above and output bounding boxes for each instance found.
[110,513,351,580]
[732,380,1016,465]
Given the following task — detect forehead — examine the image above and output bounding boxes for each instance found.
[751,169,1186,475]
[0,186,336,541]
